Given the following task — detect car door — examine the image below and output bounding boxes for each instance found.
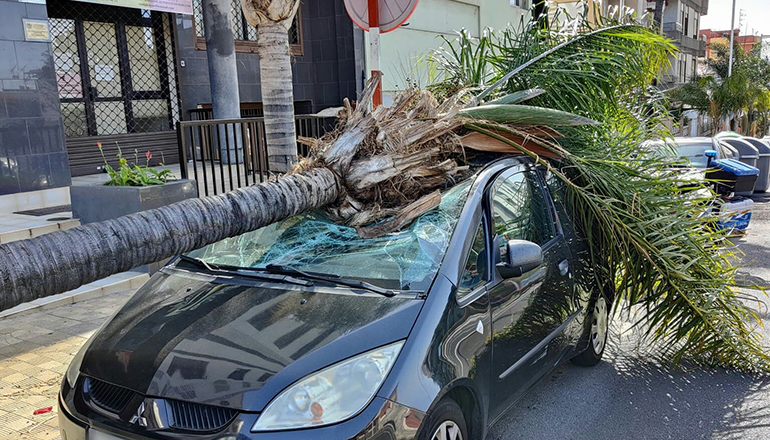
[486,165,576,422]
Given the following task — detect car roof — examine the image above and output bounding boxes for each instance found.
[671,137,715,147]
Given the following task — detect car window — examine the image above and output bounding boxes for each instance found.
[675,145,712,168]
[491,170,554,251]
[458,221,487,296]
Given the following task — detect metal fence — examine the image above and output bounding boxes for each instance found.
[177,115,336,197]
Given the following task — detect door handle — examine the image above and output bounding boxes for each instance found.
[558,259,569,276]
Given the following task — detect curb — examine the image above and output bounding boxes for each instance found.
[0,271,149,319]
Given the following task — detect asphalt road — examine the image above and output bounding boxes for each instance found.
[488,193,770,440]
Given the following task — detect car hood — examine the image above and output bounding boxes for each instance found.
[80,267,423,411]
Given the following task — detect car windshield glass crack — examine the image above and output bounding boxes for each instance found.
[186,180,472,290]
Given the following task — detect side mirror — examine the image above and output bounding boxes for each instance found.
[498,239,543,279]
[705,149,718,167]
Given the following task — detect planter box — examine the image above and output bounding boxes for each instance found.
[71,179,197,225]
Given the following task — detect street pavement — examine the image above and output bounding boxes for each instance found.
[0,195,769,440]
[0,292,133,440]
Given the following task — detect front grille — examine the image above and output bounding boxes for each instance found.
[168,399,237,432]
[85,377,136,414]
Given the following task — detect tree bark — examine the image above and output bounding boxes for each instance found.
[0,168,338,312]
[258,20,298,173]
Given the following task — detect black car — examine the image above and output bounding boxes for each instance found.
[59,156,610,440]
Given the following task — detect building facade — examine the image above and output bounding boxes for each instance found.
[0,0,360,197]
[700,28,761,60]
[363,0,531,104]
[660,0,708,87]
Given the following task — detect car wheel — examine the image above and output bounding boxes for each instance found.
[420,398,468,440]
[571,294,609,367]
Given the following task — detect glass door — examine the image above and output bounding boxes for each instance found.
[50,11,173,138]
[84,20,127,135]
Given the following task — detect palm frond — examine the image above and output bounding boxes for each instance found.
[432,18,770,370]
[459,104,599,126]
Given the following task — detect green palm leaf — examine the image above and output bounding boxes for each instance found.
[487,88,545,105]
[459,104,599,126]
[433,16,770,371]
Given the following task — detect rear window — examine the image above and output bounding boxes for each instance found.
[186,180,472,291]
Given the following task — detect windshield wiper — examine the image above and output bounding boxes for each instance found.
[259,264,397,298]
[177,255,313,287]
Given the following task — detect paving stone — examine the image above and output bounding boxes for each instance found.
[0,412,35,431]
[0,289,135,439]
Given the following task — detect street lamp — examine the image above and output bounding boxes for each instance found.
[728,0,736,77]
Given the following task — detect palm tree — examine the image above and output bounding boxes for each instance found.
[672,42,770,135]
[241,0,300,172]
[1,18,767,371]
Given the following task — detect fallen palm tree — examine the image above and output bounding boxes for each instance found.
[0,19,767,371]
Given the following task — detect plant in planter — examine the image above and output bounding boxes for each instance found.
[71,143,196,225]
[100,143,175,186]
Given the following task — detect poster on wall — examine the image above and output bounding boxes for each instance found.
[72,0,193,15]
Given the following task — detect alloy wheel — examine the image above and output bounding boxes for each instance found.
[431,420,463,440]
[591,297,608,354]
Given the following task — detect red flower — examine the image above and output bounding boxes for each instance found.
[96,142,103,149]
[146,151,152,161]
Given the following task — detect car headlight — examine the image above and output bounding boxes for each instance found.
[252,340,404,431]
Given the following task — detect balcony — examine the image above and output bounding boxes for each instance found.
[682,0,708,15]
[663,22,706,57]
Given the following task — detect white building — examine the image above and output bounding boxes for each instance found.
[364,0,532,105]
[660,0,708,87]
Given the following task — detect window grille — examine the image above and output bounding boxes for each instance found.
[47,0,180,139]
[192,0,303,55]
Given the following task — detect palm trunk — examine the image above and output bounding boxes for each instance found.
[0,76,461,312]
[258,21,298,173]
[0,169,338,311]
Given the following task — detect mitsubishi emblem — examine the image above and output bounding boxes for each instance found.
[129,401,148,427]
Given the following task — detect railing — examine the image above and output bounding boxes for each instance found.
[177,115,336,197]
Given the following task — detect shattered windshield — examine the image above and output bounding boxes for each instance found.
[185,180,472,291]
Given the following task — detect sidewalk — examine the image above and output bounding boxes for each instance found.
[0,290,135,440]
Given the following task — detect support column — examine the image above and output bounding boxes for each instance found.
[202,0,242,163]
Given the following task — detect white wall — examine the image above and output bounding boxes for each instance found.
[363,0,531,104]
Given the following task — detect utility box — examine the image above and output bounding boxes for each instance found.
[709,159,759,196]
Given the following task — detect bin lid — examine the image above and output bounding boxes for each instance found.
[711,158,760,176]
[741,137,770,154]
[721,138,760,157]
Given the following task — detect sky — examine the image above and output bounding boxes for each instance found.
[700,0,770,36]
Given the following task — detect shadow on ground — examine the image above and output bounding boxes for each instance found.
[488,335,770,440]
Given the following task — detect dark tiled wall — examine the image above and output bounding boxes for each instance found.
[175,0,360,116]
[0,0,71,196]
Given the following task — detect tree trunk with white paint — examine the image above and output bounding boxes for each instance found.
[241,0,301,173]
[258,21,298,172]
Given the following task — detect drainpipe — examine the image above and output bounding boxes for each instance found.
[202,0,242,163]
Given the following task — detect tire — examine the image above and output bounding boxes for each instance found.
[419,397,469,440]
[570,294,609,367]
